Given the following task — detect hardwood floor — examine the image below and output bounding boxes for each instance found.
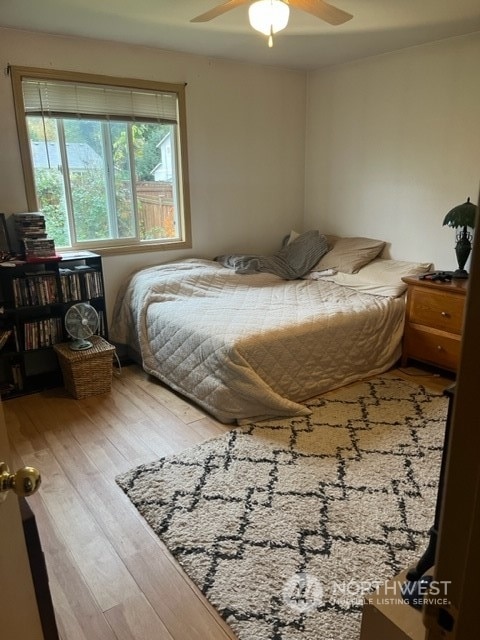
[5,365,235,640]
[4,364,453,640]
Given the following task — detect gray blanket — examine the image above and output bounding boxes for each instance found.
[215,230,328,280]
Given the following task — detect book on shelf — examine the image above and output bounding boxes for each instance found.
[23,317,63,350]
[0,329,12,350]
[14,212,47,237]
[14,212,60,260]
[23,238,57,260]
[18,230,48,237]
[83,271,104,298]
[23,238,55,251]
[59,270,81,302]
[14,212,46,224]
[12,274,59,306]
[14,212,45,219]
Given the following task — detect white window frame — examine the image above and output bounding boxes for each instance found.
[11,66,192,256]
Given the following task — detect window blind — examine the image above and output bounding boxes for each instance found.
[22,79,178,124]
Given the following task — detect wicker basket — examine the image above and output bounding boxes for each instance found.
[54,335,116,399]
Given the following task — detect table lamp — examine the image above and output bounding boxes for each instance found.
[442,197,477,278]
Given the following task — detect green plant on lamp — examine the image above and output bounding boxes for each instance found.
[442,197,478,279]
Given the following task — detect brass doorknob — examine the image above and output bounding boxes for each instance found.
[0,462,41,500]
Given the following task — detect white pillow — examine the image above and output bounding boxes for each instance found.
[327,258,433,297]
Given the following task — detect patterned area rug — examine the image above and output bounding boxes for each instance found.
[116,376,447,640]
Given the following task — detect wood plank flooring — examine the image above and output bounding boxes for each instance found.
[4,364,453,640]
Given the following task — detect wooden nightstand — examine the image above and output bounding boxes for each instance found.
[401,276,467,373]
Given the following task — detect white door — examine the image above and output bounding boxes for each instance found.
[0,399,44,639]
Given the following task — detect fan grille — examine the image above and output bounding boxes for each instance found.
[65,303,99,350]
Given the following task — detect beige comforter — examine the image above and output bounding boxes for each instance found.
[111,259,405,423]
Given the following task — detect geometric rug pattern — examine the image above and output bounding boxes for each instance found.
[116,376,447,640]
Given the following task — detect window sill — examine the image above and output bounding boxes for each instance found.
[65,238,192,258]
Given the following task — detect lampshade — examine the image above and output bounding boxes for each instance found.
[248,0,290,38]
[442,197,477,230]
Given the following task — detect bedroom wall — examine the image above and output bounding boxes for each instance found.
[0,27,306,316]
[304,32,480,270]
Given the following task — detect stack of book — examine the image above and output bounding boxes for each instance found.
[23,317,63,350]
[59,267,82,302]
[12,274,59,307]
[14,212,57,261]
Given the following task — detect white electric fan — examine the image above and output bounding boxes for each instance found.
[64,302,99,351]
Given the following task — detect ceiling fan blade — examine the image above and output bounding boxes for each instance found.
[294,0,353,26]
[191,0,252,23]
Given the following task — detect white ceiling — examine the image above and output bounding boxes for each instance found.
[2,0,480,70]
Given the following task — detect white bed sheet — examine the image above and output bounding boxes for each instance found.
[111,259,405,423]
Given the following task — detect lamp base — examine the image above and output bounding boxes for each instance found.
[453,268,469,279]
[454,227,472,277]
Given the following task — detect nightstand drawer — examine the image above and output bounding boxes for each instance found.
[409,288,464,334]
[404,326,461,372]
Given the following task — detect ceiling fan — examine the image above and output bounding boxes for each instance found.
[191,0,353,47]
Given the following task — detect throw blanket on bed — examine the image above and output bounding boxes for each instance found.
[215,230,328,279]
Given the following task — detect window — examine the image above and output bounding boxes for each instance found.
[11,67,191,254]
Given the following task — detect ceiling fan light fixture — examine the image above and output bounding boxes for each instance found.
[248,0,290,38]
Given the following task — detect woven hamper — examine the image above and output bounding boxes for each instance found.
[54,335,116,399]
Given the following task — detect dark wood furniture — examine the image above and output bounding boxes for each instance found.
[401,276,467,373]
[0,251,107,398]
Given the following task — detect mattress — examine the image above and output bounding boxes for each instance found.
[111,259,405,423]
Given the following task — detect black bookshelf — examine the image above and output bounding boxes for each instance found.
[0,251,108,398]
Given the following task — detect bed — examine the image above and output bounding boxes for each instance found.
[111,237,432,423]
